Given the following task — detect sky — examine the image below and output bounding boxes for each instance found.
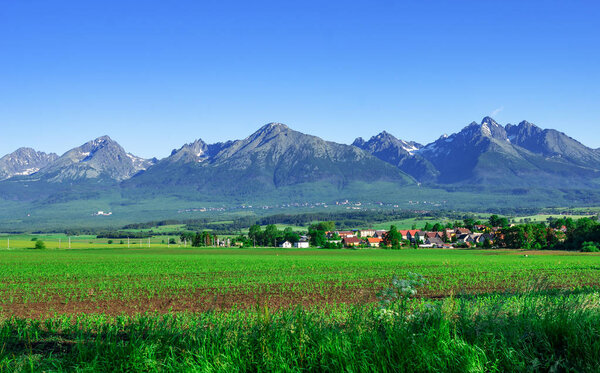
[1,0,599,158]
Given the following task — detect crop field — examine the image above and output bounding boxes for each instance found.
[0,247,599,370]
[0,234,188,250]
[0,247,598,318]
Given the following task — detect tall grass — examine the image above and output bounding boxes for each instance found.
[1,291,599,372]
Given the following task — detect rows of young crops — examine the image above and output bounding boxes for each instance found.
[0,247,599,313]
[2,291,600,371]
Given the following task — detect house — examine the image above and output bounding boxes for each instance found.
[477,233,495,244]
[398,230,410,240]
[294,241,310,248]
[425,236,445,247]
[343,237,363,247]
[280,241,292,248]
[406,230,419,242]
[455,227,472,235]
[374,230,388,238]
[337,231,355,238]
[457,233,484,244]
[366,237,383,247]
[359,229,376,238]
[474,225,487,232]
[425,232,441,240]
[444,229,455,239]
[413,231,428,242]
[456,234,471,244]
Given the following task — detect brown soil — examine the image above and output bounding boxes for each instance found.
[1,278,591,319]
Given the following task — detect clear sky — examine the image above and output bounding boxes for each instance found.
[1,0,599,158]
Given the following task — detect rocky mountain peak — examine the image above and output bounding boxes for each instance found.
[169,139,210,162]
[257,122,289,134]
[481,116,499,127]
[0,148,59,180]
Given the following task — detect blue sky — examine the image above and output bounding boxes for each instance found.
[1,0,599,158]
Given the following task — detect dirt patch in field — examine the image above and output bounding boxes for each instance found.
[1,278,593,319]
[0,286,377,319]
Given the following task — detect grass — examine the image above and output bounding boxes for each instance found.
[1,289,599,371]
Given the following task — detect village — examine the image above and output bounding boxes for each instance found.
[278,226,502,249]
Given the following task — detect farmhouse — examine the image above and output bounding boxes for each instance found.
[425,232,441,239]
[343,237,362,247]
[444,229,455,238]
[294,241,309,248]
[399,230,410,240]
[366,237,383,247]
[359,229,376,237]
[455,227,472,235]
[425,236,445,247]
[279,241,292,248]
[413,231,428,242]
[406,230,419,242]
[374,230,388,238]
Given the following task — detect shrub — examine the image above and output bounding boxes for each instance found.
[34,240,46,250]
[107,240,113,244]
[581,241,599,252]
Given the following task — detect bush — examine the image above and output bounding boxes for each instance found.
[34,240,46,250]
[107,240,113,244]
[581,241,599,252]
[30,237,38,241]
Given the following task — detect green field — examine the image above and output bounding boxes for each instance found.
[0,247,599,317]
[1,246,599,370]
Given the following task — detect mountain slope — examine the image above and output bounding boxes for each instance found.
[416,117,600,187]
[33,136,155,182]
[506,121,600,168]
[352,132,439,182]
[126,123,415,194]
[0,148,58,180]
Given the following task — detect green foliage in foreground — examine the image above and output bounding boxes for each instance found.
[1,292,600,372]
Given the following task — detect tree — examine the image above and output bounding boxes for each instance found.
[308,223,327,247]
[263,224,281,247]
[501,226,527,249]
[432,223,444,232]
[383,225,402,249]
[442,230,449,243]
[34,240,46,250]
[283,227,300,243]
[463,218,476,230]
[180,232,195,245]
[248,225,262,246]
[489,215,509,228]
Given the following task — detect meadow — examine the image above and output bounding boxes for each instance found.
[1,246,599,371]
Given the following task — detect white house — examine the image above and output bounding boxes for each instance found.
[294,241,310,248]
[280,241,292,248]
[359,229,376,237]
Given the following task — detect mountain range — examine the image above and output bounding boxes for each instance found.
[1,117,599,222]
[354,117,600,188]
